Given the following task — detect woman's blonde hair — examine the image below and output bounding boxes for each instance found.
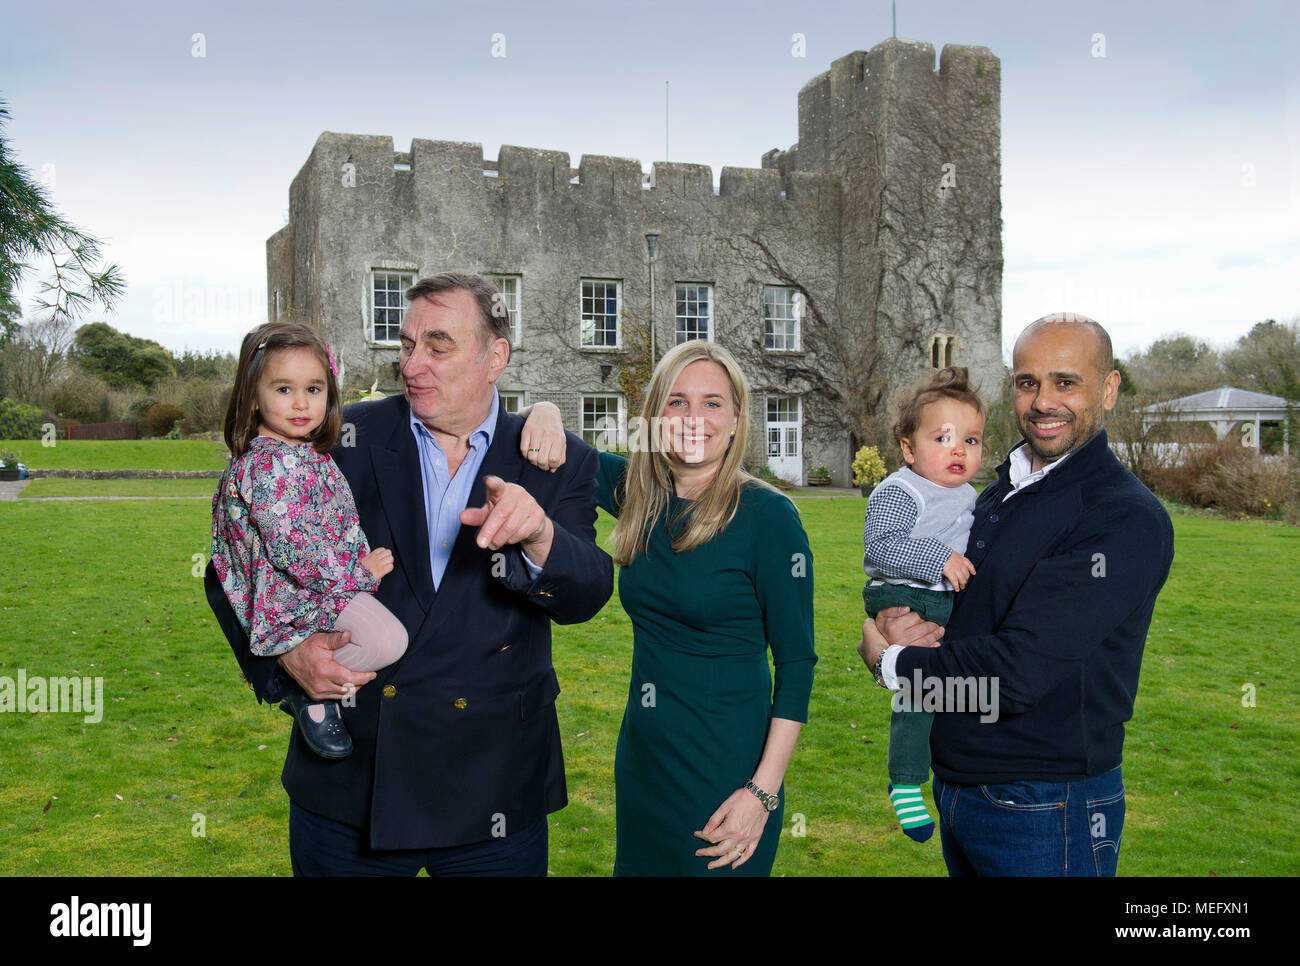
[611,341,771,565]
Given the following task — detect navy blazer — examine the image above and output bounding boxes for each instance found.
[205,395,613,849]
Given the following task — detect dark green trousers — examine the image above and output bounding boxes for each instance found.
[863,580,954,785]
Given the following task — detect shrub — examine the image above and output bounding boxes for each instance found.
[144,402,186,437]
[178,378,230,433]
[49,368,113,423]
[753,463,795,491]
[1149,438,1294,518]
[106,388,144,421]
[0,397,43,439]
[126,396,158,422]
[852,445,887,487]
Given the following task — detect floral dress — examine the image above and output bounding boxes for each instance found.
[211,436,378,656]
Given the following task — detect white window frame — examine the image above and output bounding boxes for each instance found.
[580,279,622,349]
[498,390,526,414]
[763,286,801,351]
[674,283,713,345]
[581,393,626,451]
[371,270,415,345]
[765,394,803,484]
[489,274,522,346]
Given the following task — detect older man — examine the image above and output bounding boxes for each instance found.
[860,313,1174,876]
[206,272,612,875]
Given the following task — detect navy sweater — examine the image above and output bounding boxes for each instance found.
[895,429,1174,785]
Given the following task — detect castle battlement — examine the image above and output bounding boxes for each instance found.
[303,130,832,212]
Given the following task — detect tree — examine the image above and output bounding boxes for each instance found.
[1222,318,1300,401]
[173,347,236,382]
[0,315,73,404]
[70,321,174,388]
[1123,334,1224,401]
[0,98,124,323]
[0,280,19,345]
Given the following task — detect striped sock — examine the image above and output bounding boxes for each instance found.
[889,783,935,842]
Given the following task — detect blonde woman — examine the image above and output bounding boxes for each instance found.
[528,341,816,875]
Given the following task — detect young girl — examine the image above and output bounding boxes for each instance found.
[862,366,985,841]
[211,321,408,759]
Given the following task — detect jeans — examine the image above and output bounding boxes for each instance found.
[933,767,1125,877]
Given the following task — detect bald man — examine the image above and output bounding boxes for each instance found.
[860,313,1174,876]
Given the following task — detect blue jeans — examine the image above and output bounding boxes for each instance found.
[933,767,1125,877]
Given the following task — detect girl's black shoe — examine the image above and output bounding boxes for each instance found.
[278,687,353,760]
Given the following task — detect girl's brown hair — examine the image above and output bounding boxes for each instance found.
[891,366,985,449]
[223,321,342,458]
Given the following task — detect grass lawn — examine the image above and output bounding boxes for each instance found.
[5,439,228,472]
[0,494,1295,876]
[20,479,218,499]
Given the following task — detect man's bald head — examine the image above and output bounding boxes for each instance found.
[1014,312,1114,380]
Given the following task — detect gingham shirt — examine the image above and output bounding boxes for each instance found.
[863,468,976,590]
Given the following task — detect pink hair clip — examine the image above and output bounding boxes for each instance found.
[326,343,339,377]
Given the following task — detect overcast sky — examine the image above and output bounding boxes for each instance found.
[4,0,1297,362]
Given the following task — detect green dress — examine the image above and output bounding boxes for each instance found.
[596,452,817,876]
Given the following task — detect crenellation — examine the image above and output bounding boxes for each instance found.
[498,145,571,193]
[577,154,642,198]
[650,162,713,199]
[411,139,484,188]
[718,166,782,203]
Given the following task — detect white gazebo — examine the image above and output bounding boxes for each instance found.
[1141,386,1293,454]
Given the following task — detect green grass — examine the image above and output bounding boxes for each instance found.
[0,495,1295,876]
[5,439,228,471]
[20,479,218,499]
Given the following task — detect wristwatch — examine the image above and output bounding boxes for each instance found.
[871,645,894,689]
[744,780,779,812]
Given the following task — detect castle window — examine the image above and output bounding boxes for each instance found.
[674,283,713,344]
[764,286,801,351]
[929,334,956,368]
[372,270,415,344]
[580,279,621,348]
[488,274,522,346]
[581,393,625,450]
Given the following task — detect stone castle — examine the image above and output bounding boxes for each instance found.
[267,37,1003,484]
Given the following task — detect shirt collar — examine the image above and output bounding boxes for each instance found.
[408,390,499,449]
[1007,442,1074,493]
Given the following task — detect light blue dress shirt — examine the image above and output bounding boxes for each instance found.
[409,391,542,589]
